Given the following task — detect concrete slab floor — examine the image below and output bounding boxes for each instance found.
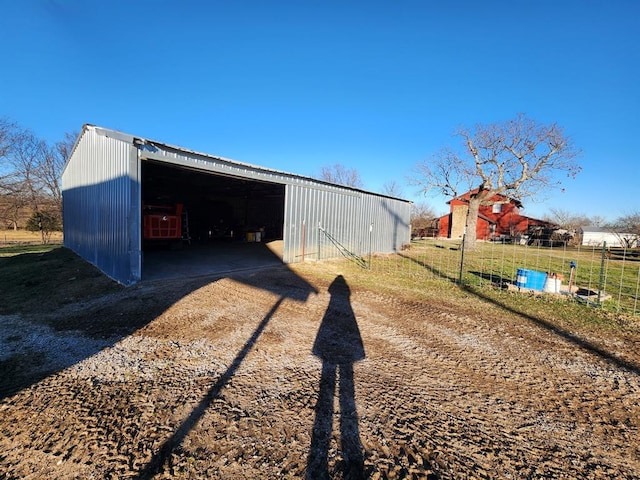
[141,240,284,281]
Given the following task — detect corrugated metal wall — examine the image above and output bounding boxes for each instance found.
[283,183,411,263]
[62,127,141,285]
[140,142,412,264]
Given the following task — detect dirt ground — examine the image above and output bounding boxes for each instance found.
[1,262,639,479]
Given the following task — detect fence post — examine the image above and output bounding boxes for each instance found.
[598,241,606,305]
[458,232,466,285]
[318,222,322,260]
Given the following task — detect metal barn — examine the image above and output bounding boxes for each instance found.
[62,125,412,285]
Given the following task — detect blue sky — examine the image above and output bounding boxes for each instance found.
[1,0,638,221]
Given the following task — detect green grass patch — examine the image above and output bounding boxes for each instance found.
[389,239,640,316]
[0,244,58,257]
[314,241,640,336]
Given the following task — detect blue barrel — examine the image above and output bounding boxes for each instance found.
[516,268,547,291]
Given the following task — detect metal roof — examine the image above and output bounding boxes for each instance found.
[65,124,411,204]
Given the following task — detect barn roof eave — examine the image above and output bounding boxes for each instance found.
[74,125,411,204]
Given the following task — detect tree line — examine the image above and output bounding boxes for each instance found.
[3,114,637,248]
[0,117,75,243]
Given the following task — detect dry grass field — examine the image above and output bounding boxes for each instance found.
[0,229,63,245]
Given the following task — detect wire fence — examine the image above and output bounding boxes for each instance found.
[367,238,640,316]
[0,230,63,245]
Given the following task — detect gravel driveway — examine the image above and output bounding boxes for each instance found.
[1,263,639,479]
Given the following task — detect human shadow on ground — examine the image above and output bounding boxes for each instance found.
[306,275,366,480]
[397,252,640,375]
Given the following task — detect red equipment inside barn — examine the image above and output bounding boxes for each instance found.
[143,203,183,241]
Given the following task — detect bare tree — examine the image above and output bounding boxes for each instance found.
[1,127,33,229]
[4,128,50,237]
[541,208,596,246]
[0,118,19,228]
[589,215,608,228]
[381,180,404,198]
[0,118,20,191]
[411,114,581,250]
[608,211,640,248]
[0,117,17,159]
[410,202,438,238]
[543,208,592,232]
[45,131,77,209]
[0,121,72,239]
[319,164,364,188]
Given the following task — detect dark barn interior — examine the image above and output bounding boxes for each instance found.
[141,160,285,246]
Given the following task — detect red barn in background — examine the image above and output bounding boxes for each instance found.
[437,190,552,241]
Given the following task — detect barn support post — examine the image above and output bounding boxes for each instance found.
[368,223,373,270]
[301,219,306,261]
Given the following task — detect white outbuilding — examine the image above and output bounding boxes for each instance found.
[580,226,637,248]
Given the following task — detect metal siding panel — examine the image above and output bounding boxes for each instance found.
[128,146,142,281]
[361,194,411,254]
[281,184,411,263]
[62,127,137,285]
[283,184,295,263]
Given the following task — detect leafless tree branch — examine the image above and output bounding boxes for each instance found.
[318,164,364,188]
[410,114,581,249]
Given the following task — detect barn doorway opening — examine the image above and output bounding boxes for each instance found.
[140,160,285,280]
